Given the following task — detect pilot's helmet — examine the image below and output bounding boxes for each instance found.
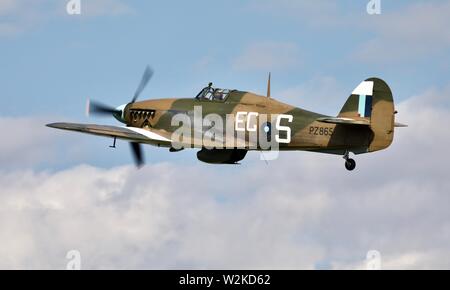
[213,90,223,99]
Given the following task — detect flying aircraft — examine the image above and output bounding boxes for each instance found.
[47,66,406,171]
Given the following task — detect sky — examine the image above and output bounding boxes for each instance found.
[0,0,450,269]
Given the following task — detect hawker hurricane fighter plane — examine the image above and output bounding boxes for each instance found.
[47,66,406,171]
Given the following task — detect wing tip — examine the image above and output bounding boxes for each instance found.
[46,122,62,129]
[46,122,77,130]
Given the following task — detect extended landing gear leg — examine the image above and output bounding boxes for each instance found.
[343,151,356,171]
[109,137,117,148]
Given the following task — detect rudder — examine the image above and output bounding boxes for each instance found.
[339,78,395,152]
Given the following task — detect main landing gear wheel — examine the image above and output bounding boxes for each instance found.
[343,151,356,171]
[345,158,356,171]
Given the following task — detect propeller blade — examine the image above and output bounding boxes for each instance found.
[87,99,120,117]
[130,142,144,168]
[131,66,153,103]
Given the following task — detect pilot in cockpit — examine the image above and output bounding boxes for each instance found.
[212,89,224,100]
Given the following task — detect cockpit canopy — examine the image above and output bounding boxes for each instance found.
[195,83,232,101]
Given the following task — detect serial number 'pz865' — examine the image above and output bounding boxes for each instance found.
[309,126,334,136]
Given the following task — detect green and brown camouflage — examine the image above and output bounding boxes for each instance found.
[47,73,406,170]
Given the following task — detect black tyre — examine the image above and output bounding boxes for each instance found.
[345,158,356,171]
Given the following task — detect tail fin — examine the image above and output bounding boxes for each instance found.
[339,78,395,152]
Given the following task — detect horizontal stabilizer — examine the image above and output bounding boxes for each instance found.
[394,122,408,127]
[317,117,370,126]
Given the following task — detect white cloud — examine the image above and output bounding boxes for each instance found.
[0,163,328,269]
[1,86,450,269]
[0,116,114,169]
[232,42,301,72]
[0,117,60,168]
[355,1,450,62]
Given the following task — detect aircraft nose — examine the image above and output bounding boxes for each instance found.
[113,104,127,123]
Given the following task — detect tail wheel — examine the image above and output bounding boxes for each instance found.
[345,158,356,171]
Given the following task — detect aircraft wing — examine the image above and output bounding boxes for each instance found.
[46,122,172,146]
[316,117,370,126]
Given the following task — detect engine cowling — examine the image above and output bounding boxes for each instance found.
[196,148,247,164]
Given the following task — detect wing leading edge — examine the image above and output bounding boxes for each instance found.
[46,123,172,146]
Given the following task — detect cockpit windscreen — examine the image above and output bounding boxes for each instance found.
[195,84,231,101]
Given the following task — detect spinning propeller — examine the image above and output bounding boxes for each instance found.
[86,66,154,168]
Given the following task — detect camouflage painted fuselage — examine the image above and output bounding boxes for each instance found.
[126,89,379,155]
